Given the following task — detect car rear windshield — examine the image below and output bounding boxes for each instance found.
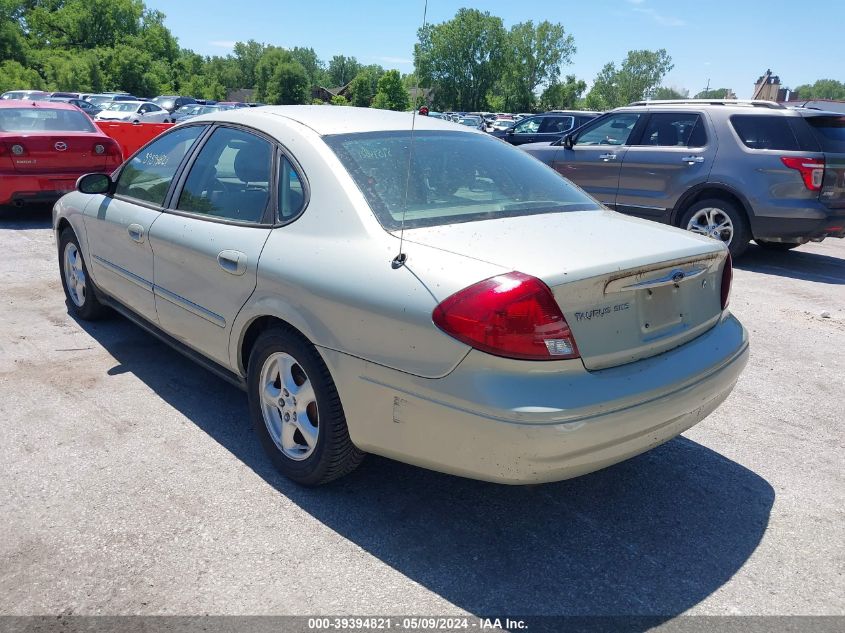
[325,130,601,230]
[0,107,96,132]
[804,116,845,153]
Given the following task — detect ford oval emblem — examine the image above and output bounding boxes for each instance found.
[54,142,68,152]
[672,271,685,283]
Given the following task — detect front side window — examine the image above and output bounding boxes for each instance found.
[115,125,206,206]
[575,113,641,146]
[637,113,706,147]
[176,127,272,223]
[325,130,601,230]
[538,116,574,134]
[513,118,541,134]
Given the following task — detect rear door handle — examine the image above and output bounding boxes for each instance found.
[682,156,705,164]
[127,223,145,243]
[599,153,617,161]
[217,250,247,276]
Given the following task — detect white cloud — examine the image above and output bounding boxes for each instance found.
[633,6,686,27]
[209,40,236,49]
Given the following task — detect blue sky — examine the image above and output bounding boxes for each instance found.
[145,0,843,97]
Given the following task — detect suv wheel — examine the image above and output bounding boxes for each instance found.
[247,325,365,486]
[681,199,750,258]
[59,228,107,320]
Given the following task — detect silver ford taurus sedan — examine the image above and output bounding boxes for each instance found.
[53,106,749,485]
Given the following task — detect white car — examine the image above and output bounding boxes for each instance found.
[94,100,172,123]
[54,106,748,486]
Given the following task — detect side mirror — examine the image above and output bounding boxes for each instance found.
[505,127,515,135]
[562,134,574,150]
[77,173,112,195]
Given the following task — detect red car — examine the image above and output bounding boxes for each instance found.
[0,100,122,208]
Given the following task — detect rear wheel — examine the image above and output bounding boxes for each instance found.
[59,228,106,320]
[681,198,750,258]
[756,240,800,251]
[247,325,364,485]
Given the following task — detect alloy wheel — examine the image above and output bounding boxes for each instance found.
[259,352,319,461]
[63,242,86,307]
[686,207,734,246]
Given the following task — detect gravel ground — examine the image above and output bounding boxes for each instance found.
[0,207,842,619]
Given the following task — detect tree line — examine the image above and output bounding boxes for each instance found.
[2,1,841,112]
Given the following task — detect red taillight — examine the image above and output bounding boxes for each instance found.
[781,157,824,191]
[720,253,732,311]
[432,272,580,361]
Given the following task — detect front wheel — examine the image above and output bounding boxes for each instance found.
[680,198,751,258]
[247,325,364,485]
[59,228,107,320]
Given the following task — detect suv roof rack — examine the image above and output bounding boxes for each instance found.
[627,99,785,109]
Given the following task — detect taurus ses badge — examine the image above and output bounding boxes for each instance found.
[54,142,68,152]
[671,270,686,284]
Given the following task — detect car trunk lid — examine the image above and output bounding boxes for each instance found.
[2,133,110,173]
[402,210,728,370]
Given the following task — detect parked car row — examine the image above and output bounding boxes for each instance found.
[520,100,845,257]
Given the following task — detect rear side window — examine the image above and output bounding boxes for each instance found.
[637,113,706,147]
[177,127,272,223]
[804,116,845,152]
[730,115,800,150]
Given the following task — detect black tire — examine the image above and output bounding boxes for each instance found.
[680,198,751,258]
[58,227,107,320]
[247,325,364,486]
[756,240,800,251]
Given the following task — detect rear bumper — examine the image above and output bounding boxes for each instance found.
[0,172,90,206]
[751,200,845,242]
[325,313,749,484]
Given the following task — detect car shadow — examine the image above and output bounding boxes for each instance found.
[0,205,53,230]
[74,314,774,626]
[736,243,845,285]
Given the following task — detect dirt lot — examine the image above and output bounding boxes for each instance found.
[1,207,843,619]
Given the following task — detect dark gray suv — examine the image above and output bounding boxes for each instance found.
[522,100,845,257]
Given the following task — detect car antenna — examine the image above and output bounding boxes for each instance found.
[392,0,429,270]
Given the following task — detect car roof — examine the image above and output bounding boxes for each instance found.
[190,105,479,136]
[0,99,78,111]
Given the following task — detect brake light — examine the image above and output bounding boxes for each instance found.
[781,157,824,191]
[720,253,732,311]
[432,272,580,361]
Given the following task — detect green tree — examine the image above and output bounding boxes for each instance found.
[254,47,292,102]
[290,46,326,87]
[348,65,384,107]
[267,61,309,105]
[25,0,144,50]
[497,20,575,112]
[330,94,348,106]
[585,49,674,109]
[694,88,732,99]
[793,79,845,100]
[539,75,587,111]
[653,86,688,100]
[415,8,506,111]
[0,60,45,93]
[0,0,29,64]
[327,55,361,87]
[371,69,409,111]
[233,40,267,89]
